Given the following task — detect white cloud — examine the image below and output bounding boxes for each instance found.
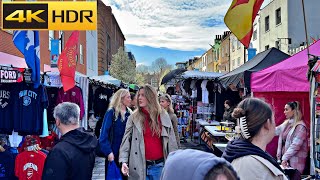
[102,0,231,51]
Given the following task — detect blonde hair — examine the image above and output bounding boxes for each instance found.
[137,84,162,136]
[286,101,302,127]
[108,89,130,120]
[159,94,174,114]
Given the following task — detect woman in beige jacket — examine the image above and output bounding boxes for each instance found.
[222,98,288,180]
[119,85,178,180]
[159,94,180,147]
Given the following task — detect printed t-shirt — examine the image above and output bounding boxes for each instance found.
[12,83,48,135]
[15,151,46,180]
[0,83,14,134]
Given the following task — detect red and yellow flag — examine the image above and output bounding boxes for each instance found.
[58,31,79,92]
[224,0,264,48]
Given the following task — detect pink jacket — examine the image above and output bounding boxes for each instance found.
[276,120,308,173]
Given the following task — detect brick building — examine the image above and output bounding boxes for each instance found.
[97,0,125,75]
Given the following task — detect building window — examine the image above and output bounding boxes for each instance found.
[275,40,280,49]
[253,30,257,40]
[221,47,224,57]
[265,16,270,32]
[79,44,84,64]
[217,49,220,60]
[106,33,111,50]
[114,25,117,42]
[237,57,240,65]
[237,41,241,49]
[49,30,54,50]
[276,8,281,25]
[265,45,269,50]
[232,39,236,51]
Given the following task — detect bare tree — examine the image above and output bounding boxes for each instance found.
[150,58,172,88]
[136,64,149,74]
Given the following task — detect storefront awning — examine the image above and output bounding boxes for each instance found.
[181,70,223,79]
[0,52,27,68]
[89,75,121,87]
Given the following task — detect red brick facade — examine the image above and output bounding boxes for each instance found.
[97,0,125,75]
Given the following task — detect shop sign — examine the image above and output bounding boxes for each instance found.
[0,66,24,83]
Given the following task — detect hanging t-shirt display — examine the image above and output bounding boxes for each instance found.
[56,86,85,120]
[93,87,113,117]
[0,149,16,179]
[12,83,48,135]
[46,87,59,124]
[0,83,14,134]
[15,151,46,180]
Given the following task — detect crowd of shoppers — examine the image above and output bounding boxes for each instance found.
[41,84,309,180]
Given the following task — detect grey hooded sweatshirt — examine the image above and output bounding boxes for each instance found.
[160,149,239,180]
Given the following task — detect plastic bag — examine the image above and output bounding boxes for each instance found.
[106,161,122,180]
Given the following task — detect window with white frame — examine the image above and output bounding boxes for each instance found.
[265,16,270,32]
[237,57,240,65]
[276,8,281,25]
[49,30,54,50]
[275,40,280,49]
[217,49,220,60]
[80,44,84,64]
[253,30,257,40]
[237,41,241,49]
[265,45,269,50]
[221,47,224,57]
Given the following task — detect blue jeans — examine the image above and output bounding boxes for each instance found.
[146,162,164,180]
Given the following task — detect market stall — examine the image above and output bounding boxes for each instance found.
[219,47,290,91]
[251,41,320,159]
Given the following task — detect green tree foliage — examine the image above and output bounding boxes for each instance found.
[110,47,136,83]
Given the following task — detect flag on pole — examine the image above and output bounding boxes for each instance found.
[224,0,264,48]
[12,30,41,88]
[58,31,79,92]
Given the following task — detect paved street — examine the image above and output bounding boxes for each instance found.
[92,157,105,180]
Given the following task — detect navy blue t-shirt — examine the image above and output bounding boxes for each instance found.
[0,150,16,180]
[0,83,14,134]
[12,83,48,135]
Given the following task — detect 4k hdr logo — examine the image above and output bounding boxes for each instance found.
[2,2,97,30]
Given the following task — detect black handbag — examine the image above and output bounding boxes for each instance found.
[95,109,115,157]
[284,168,301,180]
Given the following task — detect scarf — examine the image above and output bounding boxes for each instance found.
[222,139,284,173]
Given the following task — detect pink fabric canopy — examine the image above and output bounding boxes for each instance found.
[0,52,27,68]
[251,40,320,92]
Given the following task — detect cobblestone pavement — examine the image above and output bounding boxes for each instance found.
[92,157,105,180]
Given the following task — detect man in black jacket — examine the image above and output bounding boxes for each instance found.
[42,102,98,180]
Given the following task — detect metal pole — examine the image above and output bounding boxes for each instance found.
[302,0,310,56]
[244,46,246,63]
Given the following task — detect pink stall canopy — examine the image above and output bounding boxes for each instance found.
[0,52,27,68]
[251,40,320,92]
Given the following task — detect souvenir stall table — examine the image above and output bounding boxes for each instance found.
[201,124,236,156]
[179,70,223,142]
